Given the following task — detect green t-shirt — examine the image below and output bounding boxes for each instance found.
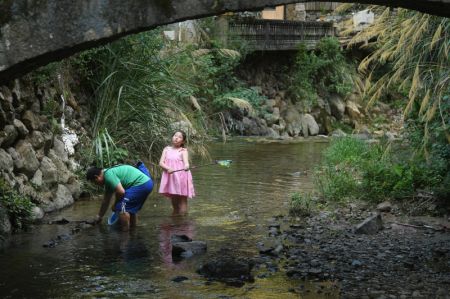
[104,165,150,193]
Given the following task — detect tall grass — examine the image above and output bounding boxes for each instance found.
[75,26,258,169]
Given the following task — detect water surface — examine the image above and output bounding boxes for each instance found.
[0,138,330,298]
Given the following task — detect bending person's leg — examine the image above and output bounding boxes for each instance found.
[119,212,131,232]
[130,213,138,228]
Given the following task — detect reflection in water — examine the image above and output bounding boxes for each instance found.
[118,230,150,264]
[158,216,196,266]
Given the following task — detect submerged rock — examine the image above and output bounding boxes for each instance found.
[172,241,207,258]
[197,256,254,287]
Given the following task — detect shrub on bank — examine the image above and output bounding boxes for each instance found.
[0,179,35,231]
[314,137,447,203]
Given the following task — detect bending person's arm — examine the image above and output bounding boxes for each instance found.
[95,192,114,222]
[112,183,126,210]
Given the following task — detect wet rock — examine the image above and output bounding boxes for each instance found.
[197,256,254,286]
[171,276,188,283]
[354,213,383,234]
[172,241,207,258]
[171,234,192,243]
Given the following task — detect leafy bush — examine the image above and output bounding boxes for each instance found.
[0,179,35,231]
[290,37,355,111]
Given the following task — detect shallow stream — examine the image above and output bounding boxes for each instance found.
[0,138,330,298]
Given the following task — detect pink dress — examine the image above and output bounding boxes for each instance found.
[159,146,195,198]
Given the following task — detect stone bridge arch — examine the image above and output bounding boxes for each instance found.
[1,0,450,82]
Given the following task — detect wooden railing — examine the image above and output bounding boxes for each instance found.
[228,19,335,51]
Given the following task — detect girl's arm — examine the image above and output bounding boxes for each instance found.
[159,147,173,173]
[182,148,190,170]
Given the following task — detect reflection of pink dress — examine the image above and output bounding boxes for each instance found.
[159,146,195,198]
[159,218,195,266]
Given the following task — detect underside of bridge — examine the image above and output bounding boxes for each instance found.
[1,0,449,82]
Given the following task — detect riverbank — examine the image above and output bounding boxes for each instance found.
[257,201,450,298]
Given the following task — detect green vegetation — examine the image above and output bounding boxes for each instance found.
[290,37,355,111]
[289,192,315,216]
[0,179,35,231]
[314,137,448,203]
[71,27,260,168]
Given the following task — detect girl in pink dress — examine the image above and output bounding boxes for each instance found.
[158,131,195,215]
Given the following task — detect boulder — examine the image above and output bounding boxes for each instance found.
[66,178,81,199]
[329,94,345,120]
[27,130,45,149]
[283,108,302,137]
[30,206,45,221]
[40,156,58,185]
[1,125,18,148]
[354,213,383,234]
[301,114,319,137]
[22,110,41,131]
[42,184,74,212]
[13,119,29,137]
[15,140,40,178]
[264,107,280,126]
[376,201,392,212]
[0,149,14,173]
[31,169,43,188]
[331,129,347,137]
[52,138,68,163]
[346,100,362,120]
[48,149,71,184]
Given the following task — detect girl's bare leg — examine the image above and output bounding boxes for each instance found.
[171,197,180,216]
[178,197,188,215]
[119,212,130,232]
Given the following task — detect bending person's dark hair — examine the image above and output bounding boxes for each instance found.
[86,166,102,181]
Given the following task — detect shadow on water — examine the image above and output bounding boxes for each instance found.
[0,138,339,298]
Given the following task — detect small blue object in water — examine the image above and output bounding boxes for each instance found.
[107,212,119,225]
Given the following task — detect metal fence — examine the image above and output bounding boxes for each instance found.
[229,19,335,51]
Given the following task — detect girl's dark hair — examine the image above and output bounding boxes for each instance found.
[86,167,102,181]
[173,130,187,147]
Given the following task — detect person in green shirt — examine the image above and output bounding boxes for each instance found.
[86,164,153,231]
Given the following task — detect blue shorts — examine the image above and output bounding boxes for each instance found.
[114,180,153,214]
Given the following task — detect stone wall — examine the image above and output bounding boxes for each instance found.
[0,78,90,234]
